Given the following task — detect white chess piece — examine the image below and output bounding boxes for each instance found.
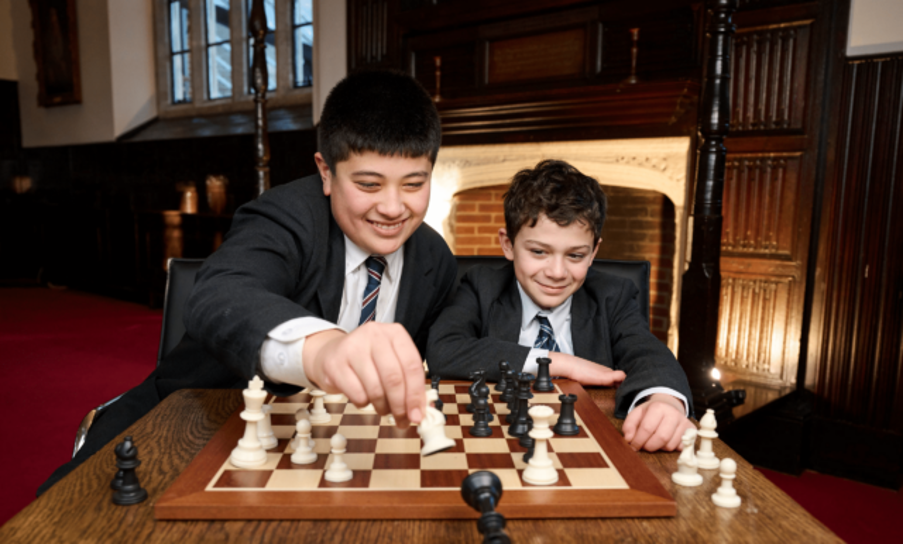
[294,408,315,448]
[324,434,353,482]
[417,389,456,456]
[309,389,331,424]
[324,393,347,403]
[291,419,318,465]
[522,405,559,486]
[671,428,703,487]
[230,376,268,468]
[359,403,377,414]
[386,413,397,426]
[257,404,278,450]
[711,458,742,508]
[696,409,720,470]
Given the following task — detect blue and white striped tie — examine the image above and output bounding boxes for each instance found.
[358,255,388,326]
[534,315,559,352]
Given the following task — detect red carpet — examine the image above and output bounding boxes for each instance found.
[0,287,161,525]
[0,287,900,542]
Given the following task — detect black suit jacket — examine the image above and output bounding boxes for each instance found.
[426,262,693,418]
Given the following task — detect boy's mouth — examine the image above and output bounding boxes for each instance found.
[367,218,407,233]
[536,280,568,294]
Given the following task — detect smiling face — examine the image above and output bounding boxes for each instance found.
[500,214,600,310]
[316,151,432,256]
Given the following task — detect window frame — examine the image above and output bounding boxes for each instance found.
[154,0,312,119]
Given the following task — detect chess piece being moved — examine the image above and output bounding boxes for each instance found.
[460,471,511,544]
[521,405,558,486]
[553,394,580,435]
[230,376,268,468]
[696,409,720,470]
[711,458,742,508]
[671,428,703,487]
[324,434,353,482]
[533,357,555,392]
[309,389,332,424]
[112,436,148,505]
[257,404,278,450]
[291,419,318,465]
[418,389,456,455]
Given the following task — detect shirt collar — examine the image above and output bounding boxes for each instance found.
[516,282,573,330]
[343,235,402,281]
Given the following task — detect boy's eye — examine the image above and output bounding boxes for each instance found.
[569,253,585,260]
[530,249,545,256]
[404,181,426,189]
[354,181,380,189]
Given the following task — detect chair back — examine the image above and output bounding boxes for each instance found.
[157,258,205,365]
[453,255,651,324]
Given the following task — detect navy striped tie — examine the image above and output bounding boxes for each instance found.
[358,256,388,326]
[534,315,559,352]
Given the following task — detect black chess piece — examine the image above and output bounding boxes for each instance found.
[507,373,534,438]
[469,383,493,437]
[495,361,511,392]
[461,471,511,544]
[533,357,555,392]
[112,436,148,505]
[467,370,486,414]
[522,435,535,463]
[431,375,444,415]
[110,469,124,491]
[553,394,580,436]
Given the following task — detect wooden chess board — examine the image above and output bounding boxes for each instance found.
[154,380,675,520]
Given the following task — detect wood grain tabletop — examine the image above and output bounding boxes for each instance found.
[0,388,842,543]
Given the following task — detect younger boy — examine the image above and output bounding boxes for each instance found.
[39,71,456,495]
[427,160,694,452]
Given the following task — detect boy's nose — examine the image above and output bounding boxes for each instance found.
[546,258,567,280]
[376,189,405,218]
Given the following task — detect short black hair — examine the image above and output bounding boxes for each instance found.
[504,159,608,245]
[317,70,442,173]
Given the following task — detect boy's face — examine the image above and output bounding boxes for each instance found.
[316,151,432,256]
[499,214,599,310]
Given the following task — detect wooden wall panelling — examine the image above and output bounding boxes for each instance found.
[348,0,402,71]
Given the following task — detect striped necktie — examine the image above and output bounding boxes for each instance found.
[358,255,388,326]
[534,314,559,352]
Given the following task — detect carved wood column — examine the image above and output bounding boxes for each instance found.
[678,0,743,421]
[250,0,270,196]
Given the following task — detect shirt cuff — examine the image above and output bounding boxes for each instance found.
[627,387,689,417]
[260,317,342,389]
[522,348,550,375]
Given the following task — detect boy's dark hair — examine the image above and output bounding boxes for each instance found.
[504,159,608,245]
[317,70,442,173]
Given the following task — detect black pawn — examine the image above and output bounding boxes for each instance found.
[495,361,511,392]
[507,373,534,438]
[522,436,535,463]
[469,383,493,437]
[431,375,444,414]
[553,394,580,436]
[461,471,511,544]
[533,357,555,392]
[112,436,148,505]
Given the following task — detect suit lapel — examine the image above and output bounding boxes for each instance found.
[488,271,522,342]
[571,287,602,361]
[316,216,345,323]
[396,232,434,333]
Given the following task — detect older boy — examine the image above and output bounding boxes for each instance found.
[427,160,694,452]
[39,71,456,495]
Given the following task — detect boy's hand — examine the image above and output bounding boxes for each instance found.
[302,322,426,428]
[548,353,626,386]
[622,393,695,452]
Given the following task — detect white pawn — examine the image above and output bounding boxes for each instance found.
[712,458,742,508]
[324,393,347,403]
[417,389,455,456]
[359,403,377,414]
[257,404,278,450]
[230,376,268,468]
[522,405,558,486]
[291,419,318,465]
[324,434,353,482]
[696,409,720,470]
[671,428,703,487]
[309,389,331,424]
[294,408,315,448]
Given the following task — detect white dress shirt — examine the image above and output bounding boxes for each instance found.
[259,235,404,389]
[515,283,687,416]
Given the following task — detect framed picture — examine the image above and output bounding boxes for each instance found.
[29,0,82,107]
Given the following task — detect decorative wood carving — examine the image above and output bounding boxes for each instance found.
[722,153,802,257]
[487,28,585,85]
[249,0,270,196]
[350,0,388,67]
[717,275,792,381]
[729,20,811,132]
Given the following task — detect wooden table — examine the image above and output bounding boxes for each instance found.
[0,389,841,543]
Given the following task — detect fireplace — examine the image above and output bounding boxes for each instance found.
[425,137,693,353]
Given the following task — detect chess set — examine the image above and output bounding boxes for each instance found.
[154,370,677,520]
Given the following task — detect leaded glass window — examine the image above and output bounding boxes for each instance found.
[292,0,313,88]
[169,0,191,103]
[205,0,232,99]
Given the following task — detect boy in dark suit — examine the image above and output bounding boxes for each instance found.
[427,160,694,452]
[40,71,456,494]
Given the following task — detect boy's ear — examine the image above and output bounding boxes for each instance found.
[498,228,515,261]
[314,153,333,196]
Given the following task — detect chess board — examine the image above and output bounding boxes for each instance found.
[154,380,675,520]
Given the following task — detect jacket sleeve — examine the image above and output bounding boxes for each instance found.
[426,270,530,382]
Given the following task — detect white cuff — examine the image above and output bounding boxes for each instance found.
[522,348,550,375]
[260,317,342,389]
[626,387,689,417]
